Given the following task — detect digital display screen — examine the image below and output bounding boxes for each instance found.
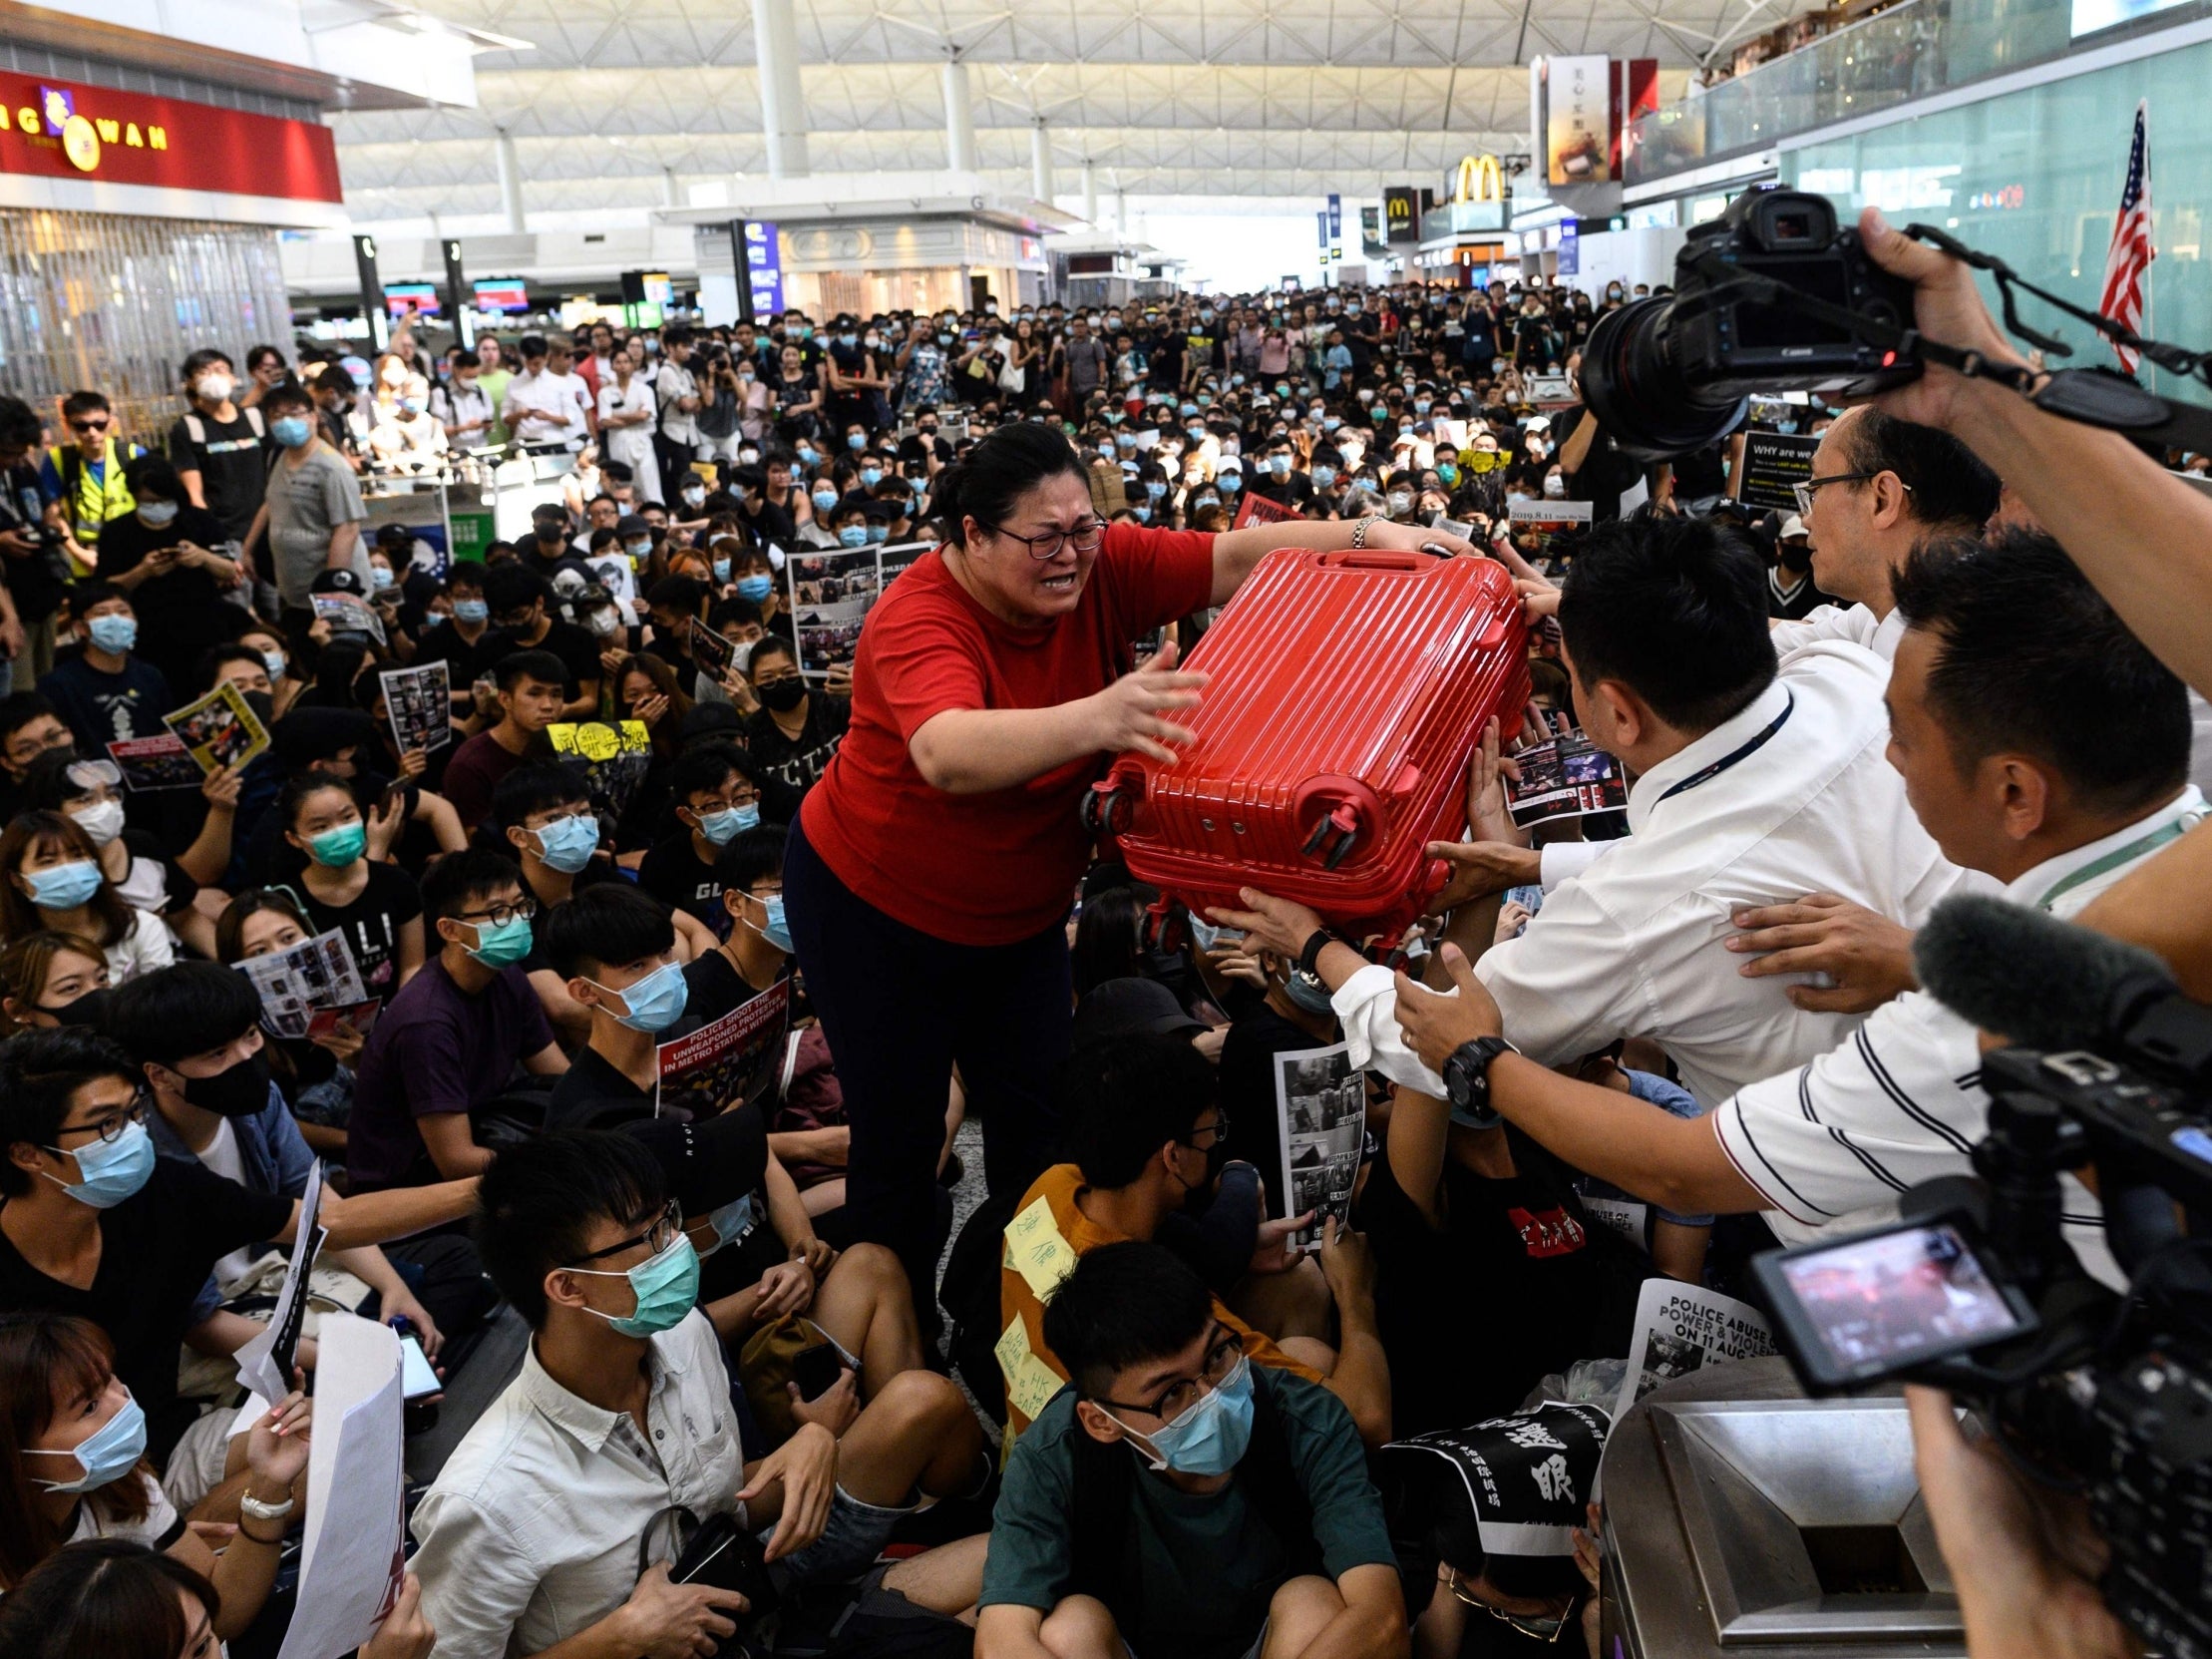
[1779,1223,2026,1373]
[1735,259,1852,351]
[473,277,532,314]
[385,281,440,318]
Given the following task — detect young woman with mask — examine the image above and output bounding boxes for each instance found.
[0,1312,309,1633]
[213,888,358,1154]
[278,769,425,997]
[19,755,212,960]
[0,933,110,1036]
[783,420,1485,1328]
[743,635,848,808]
[0,814,172,985]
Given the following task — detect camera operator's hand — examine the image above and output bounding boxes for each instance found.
[1723,893,1918,1014]
[1906,1386,2135,1659]
[1857,208,2029,430]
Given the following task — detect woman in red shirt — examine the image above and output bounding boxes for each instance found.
[784,422,1476,1319]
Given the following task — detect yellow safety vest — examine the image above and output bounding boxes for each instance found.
[48,438,136,574]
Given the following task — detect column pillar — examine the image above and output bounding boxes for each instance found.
[1079,159,1097,224]
[495,130,526,232]
[661,166,681,207]
[1030,119,1054,203]
[942,55,978,175]
[751,0,812,179]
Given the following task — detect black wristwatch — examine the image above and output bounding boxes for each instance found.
[1296,928,1340,979]
[1442,1037,1518,1126]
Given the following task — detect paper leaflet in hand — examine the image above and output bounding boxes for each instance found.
[162,680,270,777]
[1232,492,1303,530]
[689,615,739,682]
[1504,731,1629,827]
[785,540,930,680]
[1611,1278,1775,1427]
[654,980,792,1118]
[273,1312,407,1659]
[311,590,387,646]
[234,1160,324,1406]
[1275,1040,1366,1253]
[106,734,203,792]
[235,929,369,1040]
[378,660,453,757]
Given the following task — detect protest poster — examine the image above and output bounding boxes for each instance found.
[305,999,382,1043]
[585,549,638,607]
[311,590,387,646]
[1525,373,1578,407]
[1503,732,1629,827]
[1382,1402,1614,1549]
[548,719,653,832]
[689,615,739,682]
[1734,430,1820,513]
[1506,497,1594,563]
[235,929,368,1039]
[275,1313,407,1659]
[378,660,452,757]
[106,734,203,792]
[162,680,269,778]
[655,979,792,1118]
[1231,492,1304,530]
[1611,1279,1775,1425]
[785,540,932,679]
[234,1161,324,1406]
[1275,1041,1365,1253]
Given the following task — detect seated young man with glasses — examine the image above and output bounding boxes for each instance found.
[978,1241,1404,1659]
[997,1034,1390,1452]
[347,847,568,1193]
[415,1130,991,1659]
[0,1027,481,1459]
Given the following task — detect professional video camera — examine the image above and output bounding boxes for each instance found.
[1583,182,2212,462]
[1750,896,2212,1659]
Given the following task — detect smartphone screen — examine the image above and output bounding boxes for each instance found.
[398,1335,440,1399]
[1772,1221,2030,1380]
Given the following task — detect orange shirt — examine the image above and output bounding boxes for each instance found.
[996,1162,1323,1442]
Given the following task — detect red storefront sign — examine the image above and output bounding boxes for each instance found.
[0,75,342,204]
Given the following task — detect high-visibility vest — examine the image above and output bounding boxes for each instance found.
[49,438,136,572]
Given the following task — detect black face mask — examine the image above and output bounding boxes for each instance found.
[242,689,277,728]
[42,989,111,1030]
[182,1047,272,1118]
[1778,543,1814,574]
[757,677,808,714]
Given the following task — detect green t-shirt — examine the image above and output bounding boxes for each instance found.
[980,1370,1394,1659]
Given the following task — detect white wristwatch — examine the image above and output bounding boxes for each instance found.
[239,1491,296,1522]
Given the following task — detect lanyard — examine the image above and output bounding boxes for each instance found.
[1656,693,1795,804]
[2031,815,2198,912]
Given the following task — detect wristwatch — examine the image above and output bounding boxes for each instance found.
[238,1491,296,1523]
[1442,1037,1518,1126]
[1296,927,1341,979]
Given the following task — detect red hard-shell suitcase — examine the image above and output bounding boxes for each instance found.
[1082,548,1530,949]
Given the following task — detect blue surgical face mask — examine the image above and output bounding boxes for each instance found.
[797,445,820,465]
[865,524,888,544]
[1109,1354,1256,1475]
[1145,481,1167,501]
[712,558,733,583]
[137,500,179,527]
[1311,466,1337,488]
[835,524,870,549]
[534,812,598,874]
[1284,967,1335,1017]
[453,599,489,624]
[847,431,867,450]
[307,821,367,868]
[753,893,794,954]
[861,466,883,487]
[370,566,396,590]
[86,616,137,655]
[26,860,103,911]
[27,1393,149,1491]
[736,574,774,603]
[270,415,313,448]
[41,1117,156,1209]
[1267,455,1290,477]
[625,538,652,559]
[812,488,839,512]
[593,960,689,1034]
[701,1194,756,1256]
[1217,474,1242,496]
[696,802,759,845]
[571,1233,701,1338]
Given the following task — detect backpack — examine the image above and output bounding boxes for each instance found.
[1065,1368,1321,1633]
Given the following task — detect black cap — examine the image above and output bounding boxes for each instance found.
[615,515,651,539]
[678,702,746,746]
[1072,978,1207,1046]
[310,567,366,596]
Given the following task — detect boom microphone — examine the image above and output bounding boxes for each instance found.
[1913,894,2178,1052]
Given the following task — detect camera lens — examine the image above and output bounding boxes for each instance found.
[1581,298,1749,463]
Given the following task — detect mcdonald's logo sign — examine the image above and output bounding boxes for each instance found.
[1382,186,1418,244]
[1451,155,1506,204]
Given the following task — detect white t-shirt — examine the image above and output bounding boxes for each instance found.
[104,910,176,987]
[69,1469,184,1550]
[196,1116,259,1291]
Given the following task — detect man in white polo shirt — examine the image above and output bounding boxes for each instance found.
[1388,532,2196,1291]
[1220,514,1974,1110]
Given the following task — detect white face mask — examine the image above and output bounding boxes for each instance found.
[193,374,234,404]
[70,799,126,847]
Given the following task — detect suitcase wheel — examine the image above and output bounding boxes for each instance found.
[1080,785,1133,838]
[1299,802,1362,871]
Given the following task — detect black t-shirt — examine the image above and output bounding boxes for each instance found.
[0,1162,292,1433]
[637,831,728,938]
[1249,472,1315,511]
[547,1042,659,1131]
[1356,1128,1648,1435]
[300,861,424,1000]
[681,948,803,1027]
[743,694,849,808]
[411,619,499,690]
[483,619,600,701]
[1218,1006,1330,1219]
[167,408,269,543]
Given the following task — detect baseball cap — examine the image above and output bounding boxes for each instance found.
[1073,978,1208,1046]
[1778,514,1810,541]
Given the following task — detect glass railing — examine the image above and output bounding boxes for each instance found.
[1624,0,2195,187]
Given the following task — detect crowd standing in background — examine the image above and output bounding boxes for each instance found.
[0,229,2204,1659]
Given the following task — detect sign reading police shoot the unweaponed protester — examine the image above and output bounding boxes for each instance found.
[654,980,792,1118]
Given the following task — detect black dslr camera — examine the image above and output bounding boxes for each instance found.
[1754,902,2212,1659]
[1582,186,1923,459]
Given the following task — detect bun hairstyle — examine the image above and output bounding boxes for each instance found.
[932,422,1083,549]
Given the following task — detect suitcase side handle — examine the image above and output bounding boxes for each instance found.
[1315,550,1432,574]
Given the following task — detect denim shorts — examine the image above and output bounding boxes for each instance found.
[766,1484,915,1585]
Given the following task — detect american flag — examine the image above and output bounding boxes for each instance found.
[2097,100,2154,375]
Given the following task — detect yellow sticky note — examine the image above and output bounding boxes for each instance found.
[1010,1353,1070,1422]
[995,1315,1030,1383]
[1003,1196,1078,1300]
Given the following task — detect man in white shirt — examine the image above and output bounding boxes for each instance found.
[1389,532,2197,1290]
[1218,515,1971,1109]
[1769,405,2000,662]
[503,334,593,451]
[413,1130,985,1659]
[653,326,702,498]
